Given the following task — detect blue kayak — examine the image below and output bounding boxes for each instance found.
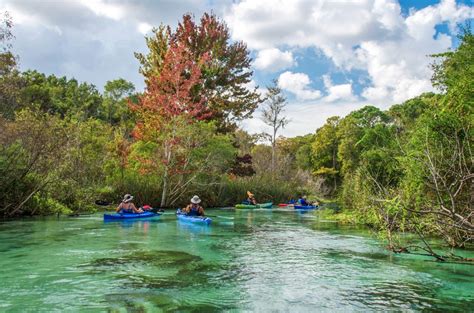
[103,211,159,220]
[294,205,318,210]
[176,210,212,225]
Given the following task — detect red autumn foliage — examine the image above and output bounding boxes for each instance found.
[131,41,212,140]
[136,12,260,133]
[229,153,256,177]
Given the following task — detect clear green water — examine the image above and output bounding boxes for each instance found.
[0,208,473,312]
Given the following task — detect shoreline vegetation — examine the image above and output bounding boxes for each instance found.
[0,12,472,262]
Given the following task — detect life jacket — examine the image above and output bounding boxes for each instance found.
[298,198,308,206]
[247,197,257,204]
[185,204,203,216]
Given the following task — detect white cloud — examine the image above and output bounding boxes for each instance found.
[226,0,404,66]
[78,0,125,21]
[283,101,363,137]
[253,48,295,72]
[226,0,474,107]
[277,71,321,101]
[322,75,356,102]
[357,0,472,105]
[240,116,269,136]
[242,100,364,137]
[137,22,153,35]
[0,0,216,92]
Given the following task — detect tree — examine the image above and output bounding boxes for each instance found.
[399,29,474,247]
[132,40,212,207]
[337,106,392,175]
[133,41,210,123]
[20,71,103,119]
[251,144,273,175]
[233,129,258,155]
[401,111,473,247]
[0,11,13,51]
[261,80,289,174]
[136,13,262,132]
[0,109,115,216]
[0,110,67,215]
[431,25,473,117]
[134,25,170,86]
[229,154,255,177]
[101,78,135,125]
[0,11,24,119]
[388,93,434,132]
[312,116,340,191]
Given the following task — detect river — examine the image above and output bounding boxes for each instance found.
[0,208,473,312]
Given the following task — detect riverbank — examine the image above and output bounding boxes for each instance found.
[317,201,474,261]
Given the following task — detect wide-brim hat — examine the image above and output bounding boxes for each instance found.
[191,195,201,204]
[122,194,133,203]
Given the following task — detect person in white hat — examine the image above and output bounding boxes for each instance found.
[115,194,143,214]
[182,195,205,216]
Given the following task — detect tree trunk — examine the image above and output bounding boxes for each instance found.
[160,166,168,207]
[332,146,337,191]
[271,128,276,176]
[160,144,172,207]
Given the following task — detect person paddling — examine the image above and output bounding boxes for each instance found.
[246,191,257,205]
[116,194,143,214]
[182,195,205,216]
[297,195,310,206]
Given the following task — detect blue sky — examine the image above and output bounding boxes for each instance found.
[1,0,473,136]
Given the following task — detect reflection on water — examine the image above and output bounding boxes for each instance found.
[0,208,473,312]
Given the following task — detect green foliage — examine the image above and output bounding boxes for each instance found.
[100,78,135,125]
[317,208,357,224]
[396,30,474,247]
[134,24,170,84]
[399,108,473,246]
[106,119,237,207]
[20,70,103,119]
[31,193,72,215]
[431,27,474,116]
[338,106,392,175]
[250,144,272,175]
[388,93,434,131]
[0,108,115,216]
[313,167,338,176]
[233,129,259,155]
[311,116,340,190]
[0,11,23,119]
[295,144,313,170]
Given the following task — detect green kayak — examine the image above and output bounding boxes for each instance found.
[235,202,273,209]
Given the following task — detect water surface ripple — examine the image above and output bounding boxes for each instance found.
[0,208,473,312]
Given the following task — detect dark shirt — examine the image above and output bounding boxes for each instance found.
[183,204,204,216]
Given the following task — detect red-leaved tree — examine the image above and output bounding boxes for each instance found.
[136,13,261,133]
[131,41,212,206]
